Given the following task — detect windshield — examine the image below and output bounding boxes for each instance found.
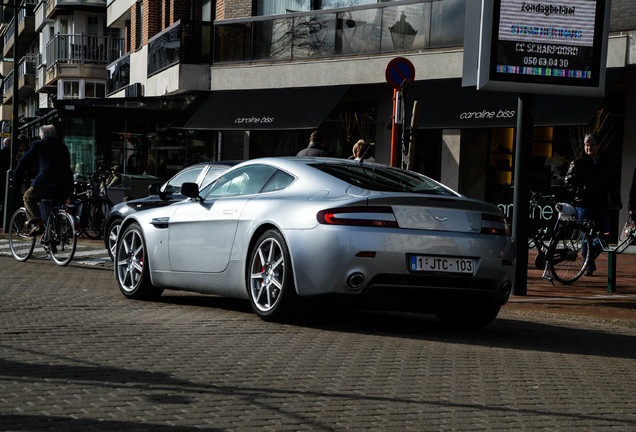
[312,163,458,195]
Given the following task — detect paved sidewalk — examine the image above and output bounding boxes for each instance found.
[503,249,636,324]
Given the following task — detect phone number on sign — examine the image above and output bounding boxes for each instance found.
[523,56,569,67]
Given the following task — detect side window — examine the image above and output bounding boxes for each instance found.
[200,166,231,190]
[261,170,295,193]
[207,165,277,198]
[162,167,205,195]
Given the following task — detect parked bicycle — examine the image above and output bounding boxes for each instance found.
[542,203,636,284]
[8,198,78,266]
[74,167,113,240]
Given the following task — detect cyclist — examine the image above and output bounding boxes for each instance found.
[564,133,622,276]
[11,125,74,236]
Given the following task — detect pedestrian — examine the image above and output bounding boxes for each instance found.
[352,139,375,162]
[296,131,330,157]
[629,165,636,216]
[11,125,74,236]
[564,133,622,275]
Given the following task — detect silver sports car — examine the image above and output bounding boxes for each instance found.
[114,157,515,327]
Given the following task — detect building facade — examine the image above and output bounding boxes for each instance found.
[2,0,636,233]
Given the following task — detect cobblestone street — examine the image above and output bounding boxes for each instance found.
[1,256,635,431]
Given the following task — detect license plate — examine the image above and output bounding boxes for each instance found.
[409,255,474,275]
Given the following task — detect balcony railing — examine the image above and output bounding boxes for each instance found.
[214,0,466,64]
[106,52,129,95]
[18,54,36,78]
[147,20,214,76]
[45,33,124,68]
[3,18,15,47]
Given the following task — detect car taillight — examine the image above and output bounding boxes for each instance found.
[317,206,398,228]
[481,213,511,236]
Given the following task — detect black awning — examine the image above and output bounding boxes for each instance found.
[184,85,350,131]
[409,70,622,129]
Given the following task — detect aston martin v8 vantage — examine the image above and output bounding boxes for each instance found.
[114,157,515,327]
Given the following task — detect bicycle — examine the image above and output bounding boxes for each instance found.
[528,191,557,269]
[8,199,78,266]
[542,204,636,284]
[74,168,113,240]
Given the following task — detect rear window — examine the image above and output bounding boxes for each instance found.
[312,163,458,195]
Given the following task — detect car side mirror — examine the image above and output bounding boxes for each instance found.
[181,182,202,201]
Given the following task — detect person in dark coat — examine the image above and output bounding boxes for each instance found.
[296,131,331,157]
[564,133,622,275]
[11,125,74,236]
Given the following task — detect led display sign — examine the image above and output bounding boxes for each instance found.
[477,0,610,96]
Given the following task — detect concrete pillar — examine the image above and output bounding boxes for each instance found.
[441,129,461,191]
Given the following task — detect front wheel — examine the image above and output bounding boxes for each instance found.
[49,211,77,266]
[105,218,122,261]
[115,223,163,300]
[247,229,297,321]
[546,224,591,284]
[8,208,35,262]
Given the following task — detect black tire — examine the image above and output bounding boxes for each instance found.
[115,223,163,300]
[546,224,591,284]
[8,208,35,262]
[435,299,501,328]
[105,218,122,261]
[49,211,77,266]
[247,229,297,321]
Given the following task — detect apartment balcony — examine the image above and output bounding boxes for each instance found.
[2,70,14,106]
[44,33,123,87]
[45,0,105,19]
[106,0,134,28]
[107,20,212,96]
[213,0,464,64]
[34,0,53,32]
[18,54,36,99]
[3,6,36,58]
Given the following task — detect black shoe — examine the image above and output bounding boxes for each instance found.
[585,270,594,276]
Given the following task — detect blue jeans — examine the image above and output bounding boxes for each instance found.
[576,207,610,271]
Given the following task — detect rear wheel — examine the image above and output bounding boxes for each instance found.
[115,223,163,299]
[8,208,36,262]
[546,224,590,284]
[50,211,77,266]
[247,229,297,321]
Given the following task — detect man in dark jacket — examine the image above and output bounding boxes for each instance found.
[11,125,74,236]
[564,133,622,275]
[296,131,330,157]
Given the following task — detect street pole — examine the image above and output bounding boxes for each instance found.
[3,0,20,232]
[511,93,535,296]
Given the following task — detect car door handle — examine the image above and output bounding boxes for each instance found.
[150,217,170,229]
[223,209,235,215]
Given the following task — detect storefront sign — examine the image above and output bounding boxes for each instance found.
[476,0,611,96]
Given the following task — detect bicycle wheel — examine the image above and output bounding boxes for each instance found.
[546,223,591,284]
[8,208,36,262]
[82,200,109,240]
[50,211,77,266]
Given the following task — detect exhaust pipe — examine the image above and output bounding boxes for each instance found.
[347,272,365,290]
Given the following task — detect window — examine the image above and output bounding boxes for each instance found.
[136,1,143,49]
[63,81,80,99]
[88,16,99,35]
[85,82,105,98]
[163,166,205,194]
[202,0,213,21]
[207,165,278,198]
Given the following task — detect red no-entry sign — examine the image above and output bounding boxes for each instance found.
[385,57,415,90]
